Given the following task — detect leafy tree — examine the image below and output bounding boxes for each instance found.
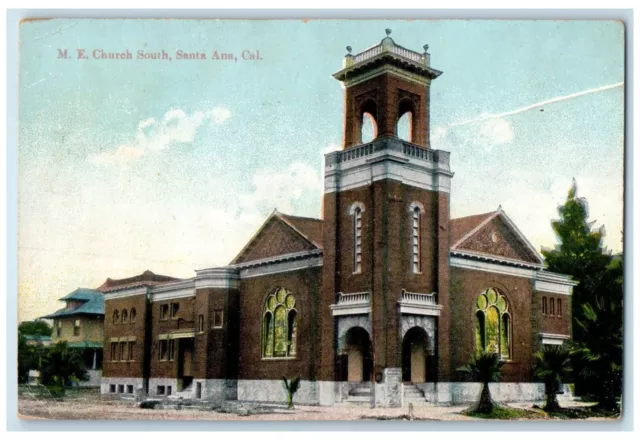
[281,376,301,409]
[534,345,572,412]
[542,180,622,399]
[18,320,53,337]
[17,332,48,384]
[39,341,88,387]
[458,352,505,414]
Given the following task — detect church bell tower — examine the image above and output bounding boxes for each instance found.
[319,30,454,404]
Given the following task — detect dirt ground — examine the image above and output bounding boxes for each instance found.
[17,389,614,422]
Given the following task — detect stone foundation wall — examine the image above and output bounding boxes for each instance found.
[100,376,145,396]
[420,382,550,405]
[237,379,320,405]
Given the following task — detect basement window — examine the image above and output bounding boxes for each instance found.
[167,386,172,396]
[109,384,116,393]
[127,385,134,394]
[157,385,165,395]
[118,384,124,394]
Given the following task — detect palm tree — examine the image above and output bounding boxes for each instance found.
[534,345,572,412]
[282,376,301,409]
[458,352,505,414]
[571,294,623,410]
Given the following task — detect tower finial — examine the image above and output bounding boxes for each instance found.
[423,44,429,53]
[385,28,392,36]
[346,46,352,54]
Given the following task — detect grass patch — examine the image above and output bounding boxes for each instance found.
[546,405,620,420]
[462,404,545,420]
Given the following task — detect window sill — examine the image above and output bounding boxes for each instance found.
[212,326,223,330]
[261,357,297,361]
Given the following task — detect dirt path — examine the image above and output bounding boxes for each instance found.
[17,391,614,422]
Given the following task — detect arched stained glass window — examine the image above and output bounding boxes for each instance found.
[475,288,512,359]
[262,288,297,358]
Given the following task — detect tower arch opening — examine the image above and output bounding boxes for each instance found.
[358,99,378,144]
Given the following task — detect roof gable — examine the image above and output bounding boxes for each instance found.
[97,270,182,292]
[451,208,543,265]
[231,210,322,265]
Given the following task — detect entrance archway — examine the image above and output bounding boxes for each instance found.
[402,327,429,383]
[340,327,372,382]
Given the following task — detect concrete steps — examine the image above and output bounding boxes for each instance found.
[403,383,431,406]
[344,383,372,406]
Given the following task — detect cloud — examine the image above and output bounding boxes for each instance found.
[89,106,231,165]
[434,117,514,152]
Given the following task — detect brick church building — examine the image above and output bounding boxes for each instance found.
[100,31,576,407]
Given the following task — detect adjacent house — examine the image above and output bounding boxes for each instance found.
[41,288,105,387]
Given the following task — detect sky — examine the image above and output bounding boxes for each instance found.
[17,19,624,322]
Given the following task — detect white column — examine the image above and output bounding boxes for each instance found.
[92,349,97,370]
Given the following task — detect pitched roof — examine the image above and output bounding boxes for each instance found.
[277,213,324,249]
[59,287,102,301]
[230,210,323,265]
[450,207,544,265]
[96,270,182,292]
[41,289,104,319]
[450,211,496,245]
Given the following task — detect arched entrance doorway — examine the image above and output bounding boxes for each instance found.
[402,327,429,383]
[339,327,372,382]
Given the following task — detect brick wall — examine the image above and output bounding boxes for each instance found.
[449,266,534,382]
[342,73,431,148]
[237,266,322,381]
[103,293,148,379]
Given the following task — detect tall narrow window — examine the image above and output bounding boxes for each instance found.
[475,288,512,359]
[408,202,425,274]
[121,309,128,323]
[110,342,117,361]
[56,320,62,337]
[557,299,562,318]
[542,297,548,315]
[113,310,120,324]
[197,314,204,332]
[412,207,421,273]
[349,202,365,274]
[128,341,135,361]
[130,308,136,323]
[550,298,555,316]
[262,288,297,358]
[73,319,81,336]
[354,208,362,273]
[119,341,126,361]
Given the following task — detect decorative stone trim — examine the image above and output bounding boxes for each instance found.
[408,200,425,214]
[194,268,240,290]
[348,201,366,215]
[450,255,538,278]
[324,137,452,194]
[336,315,371,351]
[540,333,570,345]
[330,291,370,316]
[102,286,149,300]
[535,271,578,296]
[238,254,322,279]
[400,315,436,354]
